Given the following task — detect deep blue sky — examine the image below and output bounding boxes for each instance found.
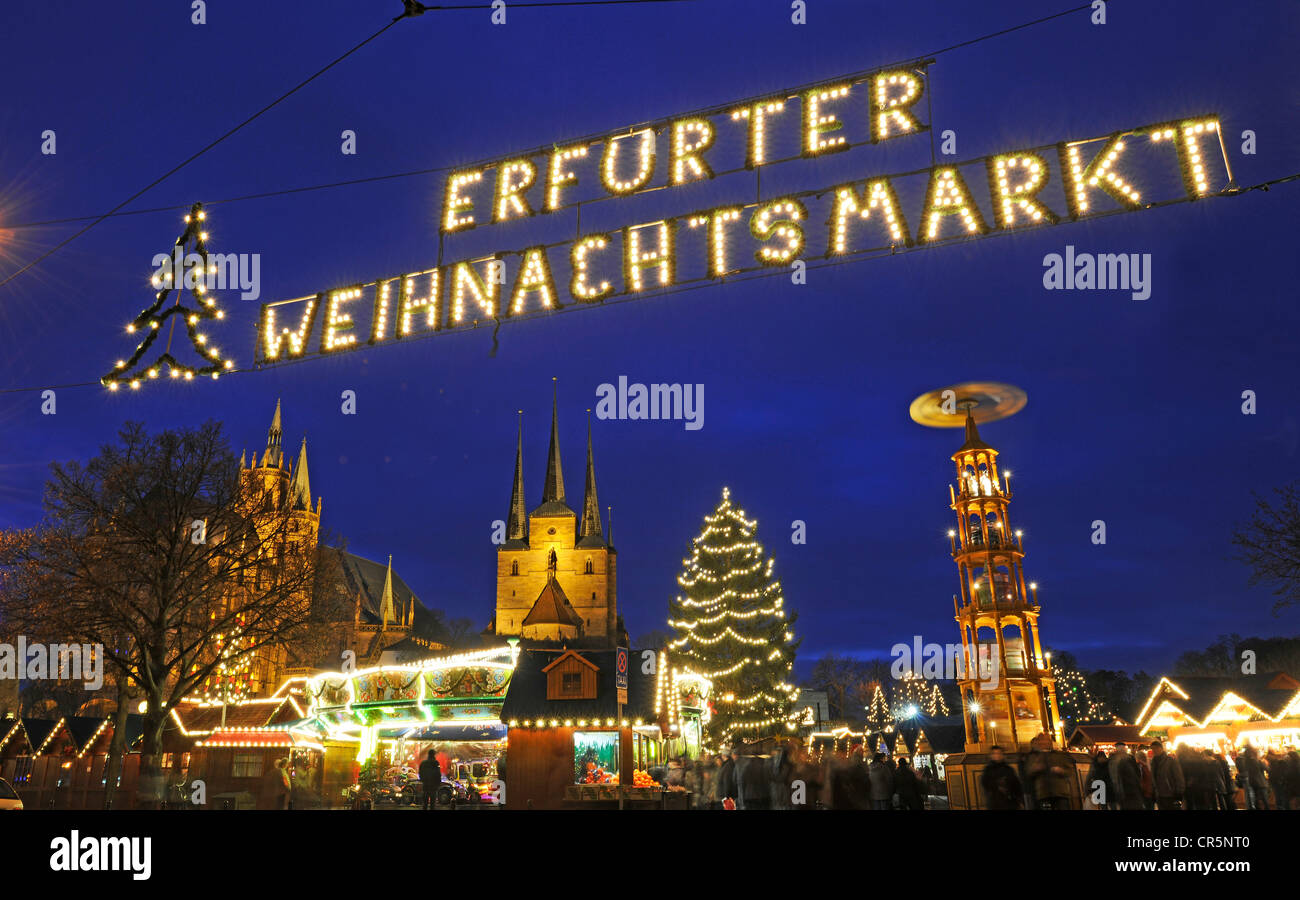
[1,0,1297,676]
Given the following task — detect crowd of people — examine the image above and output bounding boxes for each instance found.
[646,735,1300,810]
[1072,740,1300,811]
[646,739,936,809]
[981,734,1300,810]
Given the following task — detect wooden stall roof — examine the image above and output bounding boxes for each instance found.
[1134,671,1300,729]
[169,695,305,737]
[0,714,145,757]
[502,648,656,724]
[1067,724,1148,749]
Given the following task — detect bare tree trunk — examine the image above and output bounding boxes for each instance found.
[103,673,132,809]
[134,688,167,810]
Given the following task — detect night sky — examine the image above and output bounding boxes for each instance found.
[1,0,1296,676]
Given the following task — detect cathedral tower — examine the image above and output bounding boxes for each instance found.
[948,408,1063,751]
[494,385,618,645]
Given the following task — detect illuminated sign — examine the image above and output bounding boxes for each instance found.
[254,62,1233,367]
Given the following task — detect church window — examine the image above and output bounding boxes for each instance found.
[585,558,594,575]
[511,560,519,576]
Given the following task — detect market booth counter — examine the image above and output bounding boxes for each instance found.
[503,648,698,809]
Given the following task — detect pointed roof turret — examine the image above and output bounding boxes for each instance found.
[958,407,993,452]
[577,411,605,547]
[262,398,284,468]
[507,411,527,543]
[290,436,312,510]
[379,555,395,628]
[532,379,574,517]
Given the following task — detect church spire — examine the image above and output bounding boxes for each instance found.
[291,436,311,510]
[507,411,527,542]
[262,398,283,468]
[379,555,395,629]
[542,377,565,504]
[578,410,603,542]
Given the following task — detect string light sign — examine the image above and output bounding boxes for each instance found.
[256,61,1234,366]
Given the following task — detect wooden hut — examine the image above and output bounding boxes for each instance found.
[501,647,669,809]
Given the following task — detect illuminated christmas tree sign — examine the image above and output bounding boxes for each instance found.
[254,61,1234,368]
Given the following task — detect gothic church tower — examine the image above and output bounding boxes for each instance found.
[494,384,618,646]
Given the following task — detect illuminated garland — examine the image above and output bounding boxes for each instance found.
[667,486,800,747]
[102,202,235,390]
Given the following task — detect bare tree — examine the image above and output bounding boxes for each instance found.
[1233,482,1300,613]
[0,421,339,806]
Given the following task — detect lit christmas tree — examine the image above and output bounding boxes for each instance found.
[1053,666,1108,726]
[865,683,892,733]
[102,202,235,391]
[668,487,799,747]
[198,615,254,705]
[892,673,927,719]
[928,682,951,717]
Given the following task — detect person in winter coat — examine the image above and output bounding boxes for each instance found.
[843,748,872,810]
[980,746,1024,810]
[1086,750,1114,809]
[738,752,773,810]
[769,740,798,810]
[867,753,896,810]
[1180,745,1215,810]
[1149,740,1185,810]
[895,758,926,810]
[1200,749,1227,808]
[1134,749,1155,810]
[1212,751,1235,810]
[1283,750,1300,811]
[1267,749,1293,811]
[418,749,442,810]
[1023,733,1076,809]
[264,758,292,810]
[700,756,722,809]
[1108,743,1144,810]
[716,749,739,809]
[1237,746,1269,810]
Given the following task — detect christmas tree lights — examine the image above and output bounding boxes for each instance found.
[865,683,892,733]
[1052,665,1109,725]
[198,616,255,706]
[667,487,800,747]
[102,202,235,389]
[891,672,949,719]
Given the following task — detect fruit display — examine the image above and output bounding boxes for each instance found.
[632,769,658,787]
